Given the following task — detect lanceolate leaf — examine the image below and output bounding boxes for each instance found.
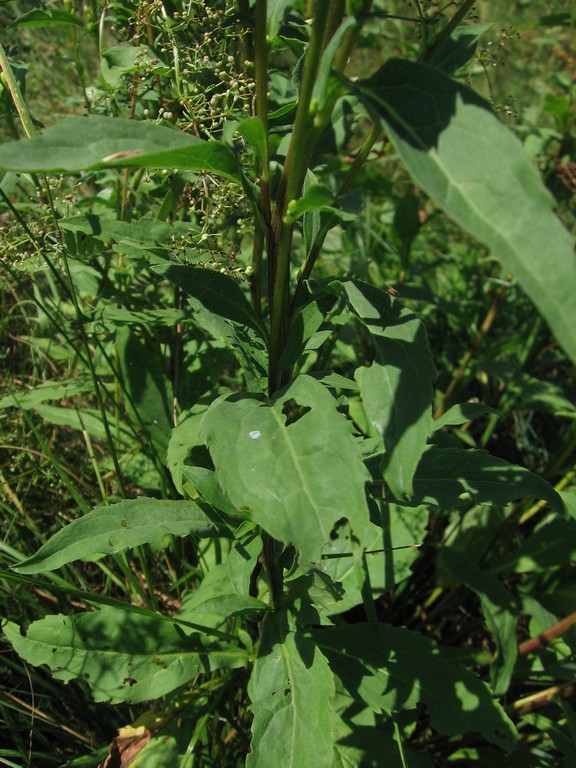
[247,609,337,768]
[312,16,356,110]
[0,116,241,180]
[3,607,247,704]
[333,699,432,768]
[338,280,436,498]
[278,291,337,371]
[409,447,566,514]
[10,8,84,27]
[439,548,518,696]
[158,265,267,336]
[428,22,493,74]
[310,623,516,751]
[202,375,371,564]
[12,499,217,574]
[33,405,134,444]
[0,379,93,409]
[158,265,268,392]
[433,402,500,430]
[352,59,576,365]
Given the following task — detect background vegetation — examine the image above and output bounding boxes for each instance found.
[0,1,575,767]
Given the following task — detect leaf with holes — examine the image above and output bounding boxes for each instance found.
[247,609,338,768]
[201,375,371,564]
[3,607,248,704]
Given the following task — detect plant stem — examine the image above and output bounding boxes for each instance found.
[333,0,373,71]
[518,611,576,656]
[262,532,283,608]
[507,681,576,716]
[268,0,331,393]
[250,221,265,315]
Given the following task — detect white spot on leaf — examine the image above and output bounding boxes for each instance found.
[101,150,142,162]
[249,430,261,439]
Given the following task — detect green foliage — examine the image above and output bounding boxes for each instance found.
[310,623,516,749]
[0,115,243,179]
[4,605,249,704]
[351,58,576,364]
[13,498,218,574]
[202,375,371,565]
[247,609,338,768]
[0,1,574,767]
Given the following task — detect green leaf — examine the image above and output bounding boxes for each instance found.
[310,623,517,751]
[393,188,421,257]
[481,362,576,417]
[202,375,371,564]
[312,17,356,110]
[530,12,573,28]
[158,265,266,335]
[410,447,566,514]
[333,693,434,768]
[0,378,93,409]
[0,116,241,180]
[284,569,344,621]
[157,265,268,392]
[10,8,84,27]
[352,59,576,365]
[97,306,187,328]
[559,490,576,521]
[286,183,335,222]
[59,213,195,253]
[181,466,246,525]
[116,326,173,462]
[428,23,493,74]
[33,405,133,444]
[12,498,217,574]
[228,526,263,597]
[278,291,337,371]
[267,0,298,40]
[488,517,576,575]
[178,564,267,628]
[234,117,269,171]
[434,402,500,430]
[130,736,179,767]
[247,609,338,768]
[320,500,428,614]
[166,405,209,496]
[3,607,247,704]
[338,280,436,498]
[100,45,162,89]
[439,548,518,695]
